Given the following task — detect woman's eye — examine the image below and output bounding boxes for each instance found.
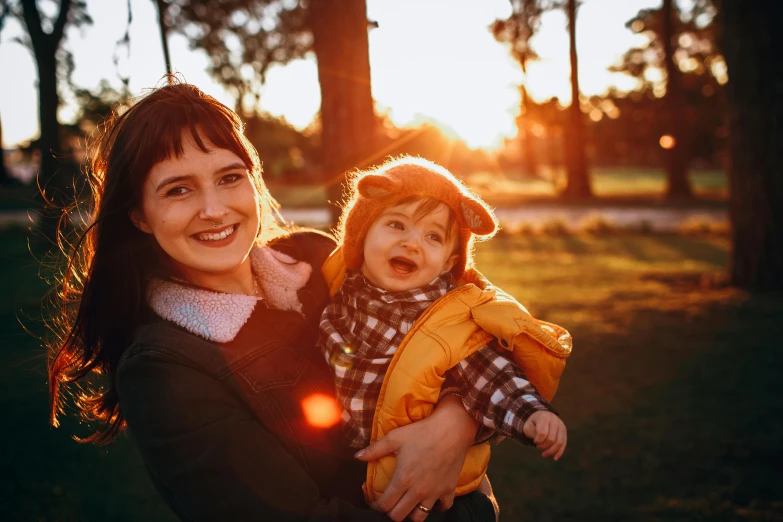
[166,186,190,197]
[387,221,404,230]
[220,173,244,184]
[427,233,443,243]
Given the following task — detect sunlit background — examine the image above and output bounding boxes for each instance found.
[2,0,665,150]
[2,1,783,520]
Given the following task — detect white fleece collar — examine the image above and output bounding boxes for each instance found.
[147,246,312,343]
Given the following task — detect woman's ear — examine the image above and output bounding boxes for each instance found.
[460,198,497,236]
[129,208,153,234]
[357,174,401,199]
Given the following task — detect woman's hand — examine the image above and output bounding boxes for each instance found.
[354,395,478,522]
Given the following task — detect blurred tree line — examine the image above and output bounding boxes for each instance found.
[491,0,726,199]
[0,0,780,290]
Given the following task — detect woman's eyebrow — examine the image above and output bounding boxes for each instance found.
[154,163,247,192]
[215,162,247,174]
[155,174,194,192]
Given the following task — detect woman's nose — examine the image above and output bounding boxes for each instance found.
[198,189,229,222]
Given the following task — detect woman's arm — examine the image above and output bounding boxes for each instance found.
[355,395,495,522]
[118,349,391,522]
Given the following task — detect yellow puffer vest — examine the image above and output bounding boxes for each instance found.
[322,247,573,503]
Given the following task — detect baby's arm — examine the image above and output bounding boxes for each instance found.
[443,343,567,460]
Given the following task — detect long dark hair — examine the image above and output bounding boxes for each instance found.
[48,80,281,444]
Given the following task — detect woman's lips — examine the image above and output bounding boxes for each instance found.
[192,224,239,247]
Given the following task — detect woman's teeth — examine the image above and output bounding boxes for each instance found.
[197,225,235,241]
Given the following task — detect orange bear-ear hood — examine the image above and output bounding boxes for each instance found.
[337,156,498,281]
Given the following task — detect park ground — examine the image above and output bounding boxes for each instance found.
[1,169,781,521]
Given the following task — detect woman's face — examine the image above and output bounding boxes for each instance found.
[131,132,261,283]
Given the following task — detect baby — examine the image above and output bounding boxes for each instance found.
[318,156,572,503]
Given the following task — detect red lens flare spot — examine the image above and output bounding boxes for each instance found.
[301,393,341,428]
[659,135,676,149]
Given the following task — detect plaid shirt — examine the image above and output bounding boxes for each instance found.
[318,271,553,448]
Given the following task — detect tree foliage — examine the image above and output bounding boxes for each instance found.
[167,0,312,113]
[609,0,725,198]
[491,0,549,178]
[613,0,723,88]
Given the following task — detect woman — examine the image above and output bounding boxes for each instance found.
[47,82,497,522]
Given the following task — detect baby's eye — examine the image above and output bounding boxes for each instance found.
[426,233,443,243]
[387,220,404,230]
[166,186,190,197]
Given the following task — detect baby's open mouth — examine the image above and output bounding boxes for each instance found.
[389,257,418,274]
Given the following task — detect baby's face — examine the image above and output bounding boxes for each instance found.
[361,200,459,292]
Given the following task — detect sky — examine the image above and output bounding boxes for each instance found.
[0,0,660,149]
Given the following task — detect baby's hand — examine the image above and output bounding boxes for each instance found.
[521,411,567,461]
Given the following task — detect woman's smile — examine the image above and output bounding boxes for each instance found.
[193,223,238,245]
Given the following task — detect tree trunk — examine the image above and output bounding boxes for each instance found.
[309,0,376,225]
[518,62,538,179]
[0,113,13,186]
[662,0,694,200]
[721,1,783,291]
[561,0,591,199]
[36,44,64,199]
[155,0,173,79]
[20,0,72,241]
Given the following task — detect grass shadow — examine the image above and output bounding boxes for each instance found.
[489,293,783,521]
[651,235,730,268]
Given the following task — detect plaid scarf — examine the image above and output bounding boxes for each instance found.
[319,271,554,449]
[319,271,453,448]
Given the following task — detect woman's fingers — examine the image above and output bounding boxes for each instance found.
[437,490,456,511]
[389,491,437,522]
[369,396,475,517]
[368,473,406,515]
[354,434,399,462]
[407,499,439,522]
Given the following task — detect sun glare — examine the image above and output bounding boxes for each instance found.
[301,393,342,428]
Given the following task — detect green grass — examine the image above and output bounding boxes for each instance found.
[457,167,726,206]
[475,235,783,521]
[0,231,176,521]
[3,229,780,521]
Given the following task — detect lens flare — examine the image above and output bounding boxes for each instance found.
[301,393,341,428]
[659,135,676,149]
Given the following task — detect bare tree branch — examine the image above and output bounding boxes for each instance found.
[52,0,72,47]
[0,0,15,33]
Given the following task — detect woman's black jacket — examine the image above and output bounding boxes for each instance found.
[116,230,495,522]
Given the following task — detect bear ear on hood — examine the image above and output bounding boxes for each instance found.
[460,197,497,237]
[357,174,402,199]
